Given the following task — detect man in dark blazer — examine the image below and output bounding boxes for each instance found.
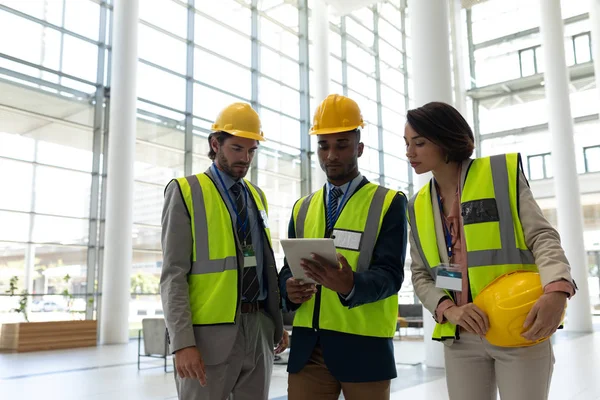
[279,94,407,400]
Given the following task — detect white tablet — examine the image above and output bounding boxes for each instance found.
[280,238,338,284]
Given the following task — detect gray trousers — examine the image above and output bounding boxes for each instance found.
[444,332,555,400]
[174,311,275,400]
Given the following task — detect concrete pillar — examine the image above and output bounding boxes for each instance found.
[449,0,467,115]
[410,0,453,368]
[311,0,329,191]
[100,0,140,344]
[539,0,593,332]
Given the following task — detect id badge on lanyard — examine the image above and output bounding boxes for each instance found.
[243,244,257,268]
[435,263,462,291]
[433,187,462,292]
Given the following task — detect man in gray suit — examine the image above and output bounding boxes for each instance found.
[160,102,288,400]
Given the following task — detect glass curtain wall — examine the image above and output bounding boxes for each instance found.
[0,0,416,332]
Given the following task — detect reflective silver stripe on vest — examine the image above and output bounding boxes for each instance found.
[356,186,391,273]
[296,186,390,273]
[407,187,437,280]
[295,192,316,238]
[186,174,237,275]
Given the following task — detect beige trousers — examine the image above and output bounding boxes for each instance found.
[444,333,554,400]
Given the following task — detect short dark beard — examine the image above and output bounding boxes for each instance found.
[216,150,249,180]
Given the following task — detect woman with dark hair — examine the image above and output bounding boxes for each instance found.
[404,101,576,400]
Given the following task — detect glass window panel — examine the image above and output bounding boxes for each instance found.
[585,147,600,172]
[379,4,401,28]
[383,130,405,152]
[350,8,374,30]
[259,46,300,90]
[64,0,100,40]
[384,154,408,182]
[258,77,300,117]
[544,154,553,178]
[259,108,301,149]
[380,63,404,93]
[346,18,374,45]
[259,17,299,60]
[378,18,401,44]
[197,0,251,35]
[0,211,30,242]
[138,63,186,111]
[195,15,251,65]
[329,32,342,58]
[34,167,91,218]
[528,155,545,180]
[361,121,379,148]
[519,48,536,76]
[195,49,252,98]
[380,85,404,112]
[193,84,245,121]
[346,41,375,74]
[192,153,213,175]
[381,106,404,135]
[138,24,187,75]
[359,146,380,174]
[137,117,185,150]
[1,0,63,24]
[263,3,299,32]
[329,56,343,83]
[139,0,187,38]
[135,144,184,185]
[62,36,98,83]
[565,38,576,66]
[32,215,88,245]
[0,12,61,70]
[0,242,27,321]
[36,137,94,172]
[379,40,403,69]
[133,182,164,226]
[347,67,376,100]
[0,132,35,162]
[133,225,161,251]
[0,159,33,212]
[574,34,592,64]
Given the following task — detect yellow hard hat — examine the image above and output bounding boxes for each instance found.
[310,94,365,135]
[473,271,565,348]
[211,102,265,141]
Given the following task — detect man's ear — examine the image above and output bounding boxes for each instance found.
[210,136,219,154]
[357,142,364,158]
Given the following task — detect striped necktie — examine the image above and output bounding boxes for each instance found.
[326,187,343,231]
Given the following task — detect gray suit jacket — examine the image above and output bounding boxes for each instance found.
[410,158,575,345]
[160,167,283,365]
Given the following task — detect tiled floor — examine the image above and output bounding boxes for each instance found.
[1,329,599,400]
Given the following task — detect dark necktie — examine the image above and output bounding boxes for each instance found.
[231,182,259,302]
[326,187,343,231]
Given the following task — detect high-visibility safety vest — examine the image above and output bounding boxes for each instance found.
[292,182,401,338]
[408,153,538,341]
[174,173,271,325]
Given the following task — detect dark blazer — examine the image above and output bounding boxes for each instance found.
[278,178,408,382]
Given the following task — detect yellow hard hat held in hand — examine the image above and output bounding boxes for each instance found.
[211,102,265,141]
[310,94,365,135]
[473,271,566,347]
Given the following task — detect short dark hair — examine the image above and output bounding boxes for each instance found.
[406,102,475,162]
[207,131,233,160]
